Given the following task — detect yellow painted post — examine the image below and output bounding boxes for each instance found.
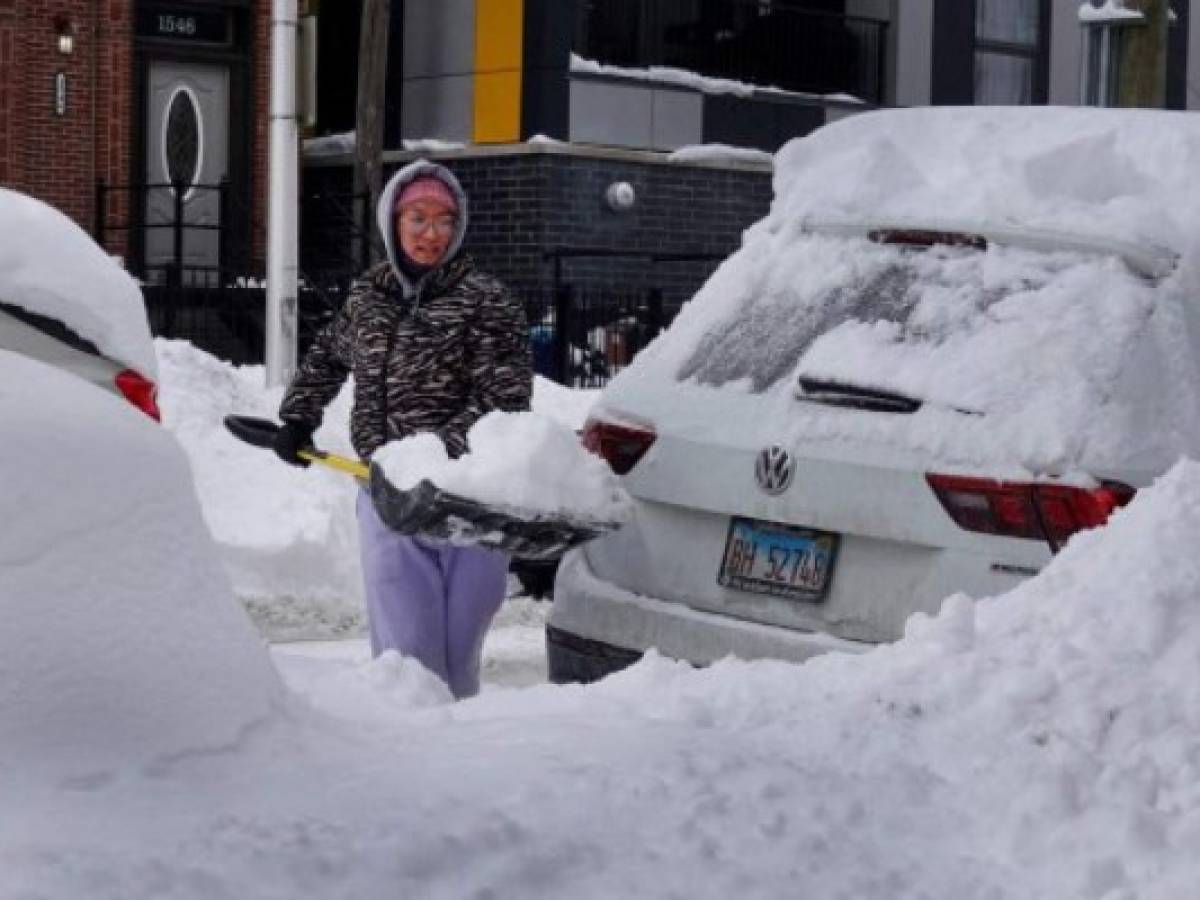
[474,0,524,143]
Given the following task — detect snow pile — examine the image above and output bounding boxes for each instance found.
[0,187,156,377]
[374,411,630,523]
[9,459,1200,896]
[155,339,364,639]
[271,645,455,720]
[571,457,1200,897]
[0,352,280,777]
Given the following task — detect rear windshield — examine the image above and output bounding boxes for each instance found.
[675,237,1101,394]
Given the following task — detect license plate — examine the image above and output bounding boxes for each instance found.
[717,517,839,602]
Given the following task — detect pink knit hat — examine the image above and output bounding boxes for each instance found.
[395,175,458,213]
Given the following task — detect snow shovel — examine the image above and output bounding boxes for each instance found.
[222,414,369,481]
[223,415,622,560]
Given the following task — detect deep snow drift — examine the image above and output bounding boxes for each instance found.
[0,352,280,777]
[6,434,1200,896]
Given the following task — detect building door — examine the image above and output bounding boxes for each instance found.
[144,60,230,281]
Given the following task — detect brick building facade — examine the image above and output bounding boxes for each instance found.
[0,0,270,271]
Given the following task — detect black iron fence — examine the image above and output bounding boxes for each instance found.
[528,248,725,388]
[96,178,342,365]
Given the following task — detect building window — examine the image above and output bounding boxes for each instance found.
[164,87,202,196]
[974,0,1047,103]
[573,0,889,104]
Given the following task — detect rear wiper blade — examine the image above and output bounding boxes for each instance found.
[796,377,922,414]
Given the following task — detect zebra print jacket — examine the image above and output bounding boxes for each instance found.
[279,255,532,460]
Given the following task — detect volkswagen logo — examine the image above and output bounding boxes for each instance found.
[755,445,795,495]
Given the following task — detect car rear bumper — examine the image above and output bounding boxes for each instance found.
[548,549,874,680]
[546,624,643,684]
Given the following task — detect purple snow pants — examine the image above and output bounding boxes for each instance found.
[356,490,509,699]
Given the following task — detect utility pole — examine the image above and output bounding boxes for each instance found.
[354,0,391,269]
[266,0,300,388]
[1118,0,1169,107]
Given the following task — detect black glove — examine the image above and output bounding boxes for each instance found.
[273,421,316,468]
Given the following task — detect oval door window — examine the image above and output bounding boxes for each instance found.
[163,86,203,199]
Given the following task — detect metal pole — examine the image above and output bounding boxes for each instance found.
[554,283,573,386]
[94,179,106,250]
[266,0,300,387]
[172,178,185,288]
[1099,27,1112,107]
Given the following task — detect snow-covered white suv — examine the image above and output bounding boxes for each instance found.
[548,106,1200,682]
[0,188,159,420]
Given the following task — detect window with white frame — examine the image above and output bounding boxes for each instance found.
[974,0,1046,104]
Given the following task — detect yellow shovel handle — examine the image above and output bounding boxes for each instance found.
[298,448,370,482]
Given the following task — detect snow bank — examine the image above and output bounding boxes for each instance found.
[374,411,630,523]
[0,352,280,777]
[0,187,156,377]
[10,458,1200,897]
[571,457,1200,897]
[155,339,364,639]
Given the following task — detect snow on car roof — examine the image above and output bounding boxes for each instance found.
[604,108,1200,478]
[0,188,156,378]
[771,106,1200,259]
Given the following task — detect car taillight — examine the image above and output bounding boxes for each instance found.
[581,417,656,475]
[114,369,161,422]
[926,473,1134,552]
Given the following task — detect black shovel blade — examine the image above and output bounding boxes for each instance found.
[368,463,620,561]
[224,415,281,448]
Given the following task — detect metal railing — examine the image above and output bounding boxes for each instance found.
[95,178,342,364]
[530,247,726,388]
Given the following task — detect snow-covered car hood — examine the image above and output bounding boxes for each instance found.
[0,188,156,378]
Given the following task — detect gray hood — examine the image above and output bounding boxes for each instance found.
[376,159,469,296]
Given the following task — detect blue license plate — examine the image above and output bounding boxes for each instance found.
[717,517,839,602]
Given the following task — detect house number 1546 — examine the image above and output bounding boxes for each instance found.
[158,15,197,36]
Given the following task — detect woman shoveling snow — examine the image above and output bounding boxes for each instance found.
[272,160,549,699]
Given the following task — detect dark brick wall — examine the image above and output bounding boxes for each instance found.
[0,0,135,250]
[302,149,772,312]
